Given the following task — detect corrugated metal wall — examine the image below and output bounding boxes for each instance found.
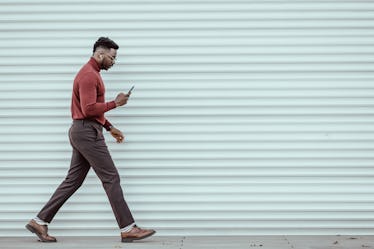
[1,0,374,236]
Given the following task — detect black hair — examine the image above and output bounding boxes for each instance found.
[93,37,119,53]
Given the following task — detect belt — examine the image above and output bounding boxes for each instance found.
[73,119,102,129]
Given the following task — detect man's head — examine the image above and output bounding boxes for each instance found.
[92,37,119,70]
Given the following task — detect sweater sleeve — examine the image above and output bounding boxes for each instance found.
[103,119,113,131]
[79,73,116,118]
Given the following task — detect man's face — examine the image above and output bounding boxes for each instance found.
[101,48,117,70]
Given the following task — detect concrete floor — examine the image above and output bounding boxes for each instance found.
[0,235,373,249]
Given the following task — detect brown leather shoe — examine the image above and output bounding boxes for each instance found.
[121,225,156,242]
[25,219,57,242]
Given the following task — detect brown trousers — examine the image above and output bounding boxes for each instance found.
[37,120,135,228]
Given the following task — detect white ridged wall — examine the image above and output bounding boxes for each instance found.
[1,0,374,236]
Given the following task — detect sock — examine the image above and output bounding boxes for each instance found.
[33,217,49,226]
[120,223,136,233]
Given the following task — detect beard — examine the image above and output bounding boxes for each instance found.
[100,61,111,71]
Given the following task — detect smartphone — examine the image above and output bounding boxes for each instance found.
[128,85,135,94]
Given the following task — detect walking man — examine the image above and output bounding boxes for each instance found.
[25,37,155,243]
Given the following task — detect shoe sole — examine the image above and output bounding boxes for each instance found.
[25,224,56,243]
[122,230,156,243]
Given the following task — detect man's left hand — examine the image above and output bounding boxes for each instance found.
[110,127,125,143]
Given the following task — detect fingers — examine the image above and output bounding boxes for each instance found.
[110,127,125,143]
[117,137,124,143]
[116,134,124,143]
[115,92,130,107]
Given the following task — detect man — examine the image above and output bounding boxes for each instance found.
[25,37,156,243]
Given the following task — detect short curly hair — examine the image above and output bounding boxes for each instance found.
[93,37,119,53]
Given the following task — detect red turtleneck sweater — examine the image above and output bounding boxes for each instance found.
[71,57,116,130]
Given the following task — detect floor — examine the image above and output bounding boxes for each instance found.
[0,235,373,249]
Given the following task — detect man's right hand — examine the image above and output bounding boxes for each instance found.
[115,92,130,107]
